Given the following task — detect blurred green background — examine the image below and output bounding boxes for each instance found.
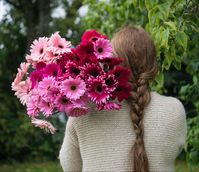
[0,0,198,171]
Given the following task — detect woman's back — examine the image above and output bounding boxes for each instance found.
[59,91,187,172]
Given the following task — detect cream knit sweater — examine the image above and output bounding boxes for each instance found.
[58,91,187,172]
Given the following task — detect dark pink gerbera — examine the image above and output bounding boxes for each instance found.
[87,77,110,104]
[43,63,62,77]
[99,57,124,71]
[80,63,104,79]
[30,70,44,88]
[75,41,94,58]
[36,62,46,70]
[65,61,81,78]
[97,102,121,111]
[109,66,131,84]
[112,83,132,102]
[81,30,107,43]
[104,74,118,92]
[54,94,73,113]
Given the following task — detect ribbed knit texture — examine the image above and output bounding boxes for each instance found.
[58,91,187,172]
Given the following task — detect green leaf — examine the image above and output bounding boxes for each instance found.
[175,31,188,50]
[160,28,170,48]
[164,21,177,31]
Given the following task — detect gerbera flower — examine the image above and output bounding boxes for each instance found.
[65,61,81,78]
[43,63,62,77]
[37,76,58,99]
[57,52,75,71]
[87,77,110,104]
[14,78,32,105]
[97,102,121,111]
[81,30,107,42]
[30,37,49,57]
[75,41,95,61]
[31,118,56,134]
[104,74,118,92]
[30,70,44,88]
[99,57,124,70]
[94,38,113,59]
[60,77,86,100]
[112,83,132,102]
[47,32,71,55]
[39,99,54,117]
[54,94,73,113]
[36,62,46,70]
[80,63,104,79]
[109,66,131,84]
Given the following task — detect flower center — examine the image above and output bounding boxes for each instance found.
[98,47,103,53]
[91,71,99,77]
[62,98,68,104]
[71,85,77,91]
[105,78,113,86]
[58,45,63,48]
[40,48,43,54]
[116,86,122,92]
[115,72,120,78]
[95,85,103,93]
[91,37,98,41]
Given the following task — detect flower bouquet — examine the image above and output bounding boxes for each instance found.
[12,30,132,134]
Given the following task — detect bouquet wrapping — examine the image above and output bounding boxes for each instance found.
[12,30,132,134]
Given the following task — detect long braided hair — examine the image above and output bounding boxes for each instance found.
[111,26,158,172]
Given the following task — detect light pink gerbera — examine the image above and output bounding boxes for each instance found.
[87,76,110,104]
[31,118,56,134]
[39,99,54,117]
[60,77,86,100]
[94,38,113,59]
[30,37,49,57]
[12,62,30,90]
[13,78,32,105]
[47,32,71,55]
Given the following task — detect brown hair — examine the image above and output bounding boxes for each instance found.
[111,26,158,172]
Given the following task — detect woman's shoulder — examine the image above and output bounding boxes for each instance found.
[149,91,186,120]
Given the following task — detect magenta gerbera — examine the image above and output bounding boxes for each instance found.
[65,61,81,78]
[94,38,113,59]
[54,94,73,113]
[60,77,86,100]
[87,77,110,104]
[97,102,122,111]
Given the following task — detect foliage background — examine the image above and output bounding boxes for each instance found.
[0,0,198,171]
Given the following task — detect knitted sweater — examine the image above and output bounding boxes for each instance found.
[58,91,187,172]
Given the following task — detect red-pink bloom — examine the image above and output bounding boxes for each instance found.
[31,118,56,134]
[112,83,132,102]
[81,30,107,42]
[75,41,94,59]
[99,57,124,70]
[104,74,118,92]
[47,32,71,55]
[97,102,121,111]
[43,63,62,77]
[30,37,49,58]
[109,66,131,84]
[94,38,112,59]
[36,62,46,70]
[81,63,104,79]
[65,61,80,78]
[30,70,44,88]
[87,77,110,104]
[60,77,86,100]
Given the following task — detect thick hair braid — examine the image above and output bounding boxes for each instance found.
[128,73,151,172]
